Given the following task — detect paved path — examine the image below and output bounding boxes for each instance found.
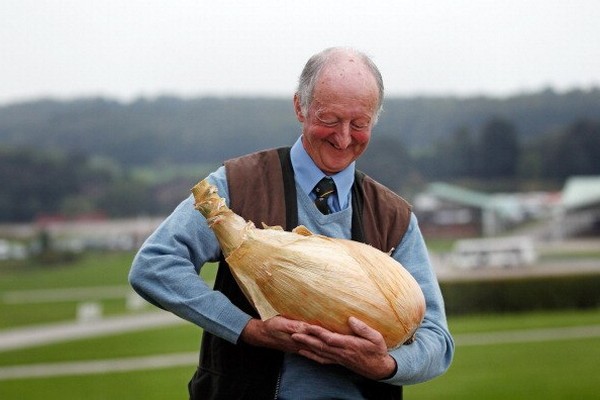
[454,324,600,346]
[0,312,185,352]
[0,352,198,380]
[1,285,132,304]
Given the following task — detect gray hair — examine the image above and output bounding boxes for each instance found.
[296,47,385,123]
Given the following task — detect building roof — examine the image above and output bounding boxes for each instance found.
[425,182,525,220]
[427,182,491,209]
[561,176,600,210]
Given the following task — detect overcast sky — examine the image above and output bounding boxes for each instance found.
[1,0,599,104]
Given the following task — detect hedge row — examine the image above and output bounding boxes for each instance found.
[440,274,600,315]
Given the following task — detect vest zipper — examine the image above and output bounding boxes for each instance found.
[273,368,282,399]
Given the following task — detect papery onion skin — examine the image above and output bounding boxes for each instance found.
[192,179,425,349]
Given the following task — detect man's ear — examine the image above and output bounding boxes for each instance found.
[293,93,305,122]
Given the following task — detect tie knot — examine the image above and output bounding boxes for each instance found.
[313,178,336,214]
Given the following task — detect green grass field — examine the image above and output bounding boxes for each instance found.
[1,252,599,399]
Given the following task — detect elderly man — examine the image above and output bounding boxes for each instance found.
[129,47,453,400]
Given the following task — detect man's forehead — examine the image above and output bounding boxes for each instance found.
[310,100,377,121]
[311,86,378,111]
[315,63,378,96]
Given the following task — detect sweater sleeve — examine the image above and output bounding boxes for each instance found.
[381,214,455,385]
[128,167,252,344]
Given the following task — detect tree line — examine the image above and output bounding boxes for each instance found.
[2,88,599,167]
[1,88,599,222]
[359,117,600,193]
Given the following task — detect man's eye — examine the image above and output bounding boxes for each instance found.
[352,121,369,130]
[319,118,338,126]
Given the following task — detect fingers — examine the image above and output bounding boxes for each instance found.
[287,318,396,380]
[241,316,314,353]
[290,317,377,349]
[298,348,336,365]
[297,317,383,348]
[348,317,384,344]
[291,329,331,351]
[266,316,317,339]
[292,331,338,366]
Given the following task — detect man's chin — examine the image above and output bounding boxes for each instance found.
[320,159,352,175]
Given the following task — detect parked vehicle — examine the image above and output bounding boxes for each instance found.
[451,236,537,269]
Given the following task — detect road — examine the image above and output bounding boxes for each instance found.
[0,311,186,352]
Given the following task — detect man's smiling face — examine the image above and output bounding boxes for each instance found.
[295,55,379,175]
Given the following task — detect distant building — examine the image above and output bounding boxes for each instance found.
[552,176,600,238]
[414,182,559,239]
[34,216,164,252]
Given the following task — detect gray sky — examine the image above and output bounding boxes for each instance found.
[1,0,599,104]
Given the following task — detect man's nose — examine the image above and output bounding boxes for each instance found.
[334,123,352,149]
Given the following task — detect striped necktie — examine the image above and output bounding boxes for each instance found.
[313,177,336,214]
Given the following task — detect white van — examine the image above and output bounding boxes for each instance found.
[451,236,537,269]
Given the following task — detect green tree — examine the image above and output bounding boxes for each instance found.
[358,136,413,191]
[436,126,475,178]
[476,118,520,179]
[542,119,600,180]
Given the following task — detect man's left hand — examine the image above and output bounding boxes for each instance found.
[290,316,397,380]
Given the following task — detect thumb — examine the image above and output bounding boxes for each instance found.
[348,317,381,342]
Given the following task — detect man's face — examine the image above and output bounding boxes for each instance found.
[295,62,379,175]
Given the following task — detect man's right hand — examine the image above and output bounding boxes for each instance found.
[240,316,310,353]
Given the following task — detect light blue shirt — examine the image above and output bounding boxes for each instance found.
[129,137,454,398]
[290,136,354,212]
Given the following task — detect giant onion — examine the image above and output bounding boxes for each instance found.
[192,179,425,348]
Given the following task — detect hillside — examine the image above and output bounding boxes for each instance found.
[1,88,599,167]
[1,88,599,222]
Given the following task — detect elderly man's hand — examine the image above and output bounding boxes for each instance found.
[291,317,398,380]
[240,315,311,354]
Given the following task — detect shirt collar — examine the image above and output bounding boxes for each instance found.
[290,136,355,210]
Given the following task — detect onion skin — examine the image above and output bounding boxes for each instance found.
[192,179,425,348]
